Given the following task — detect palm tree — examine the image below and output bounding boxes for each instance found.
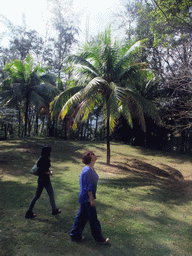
[1,54,59,137]
[50,27,159,164]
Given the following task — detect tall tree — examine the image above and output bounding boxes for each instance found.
[151,0,192,34]
[50,27,159,164]
[48,0,78,83]
[1,54,59,137]
[114,0,192,152]
[0,14,45,62]
[113,0,142,40]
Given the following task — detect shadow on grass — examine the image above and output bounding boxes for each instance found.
[0,180,33,214]
[0,178,80,255]
[99,159,192,205]
[1,176,191,256]
[1,140,192,255]
[137,146,192,164]
[95,197,192,256]
[0,139,86,177]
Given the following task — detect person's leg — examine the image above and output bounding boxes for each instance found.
[45,182,56,211]
[26,182,43,218]
[86,202,104,242]
[70,204,88,241]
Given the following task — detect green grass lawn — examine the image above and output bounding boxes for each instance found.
[0,138,192,256]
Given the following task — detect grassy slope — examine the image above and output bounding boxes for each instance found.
[0,138,192,256]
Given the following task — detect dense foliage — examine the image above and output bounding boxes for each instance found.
[50,27,159,163]
[0,0,192,154]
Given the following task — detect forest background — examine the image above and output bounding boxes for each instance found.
[0,0,192,155]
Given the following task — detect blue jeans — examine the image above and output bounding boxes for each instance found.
[28,180,56,212]
[70,202,104,242]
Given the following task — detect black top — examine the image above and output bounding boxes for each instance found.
[37,156,51,185]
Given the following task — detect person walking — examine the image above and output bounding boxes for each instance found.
[70,150,109,243]
[25,146,61,218]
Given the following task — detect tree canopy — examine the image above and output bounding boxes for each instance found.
[0,0,191,153]
[50,27,159,164]
[1,55,59,137]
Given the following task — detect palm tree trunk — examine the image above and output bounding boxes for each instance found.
[35,113,39,135]
[41,116,45,135]
[64,117,67,139]
[18,109,21,138]
[4,123,7,140]
[95,113,99,138]
[106,115,110,165]
[24,95,29,138]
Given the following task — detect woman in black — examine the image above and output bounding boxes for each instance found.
[25,146,61,218]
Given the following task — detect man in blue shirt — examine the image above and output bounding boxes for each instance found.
[70,150,110,243]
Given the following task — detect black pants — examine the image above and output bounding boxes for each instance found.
[28,180,56,211]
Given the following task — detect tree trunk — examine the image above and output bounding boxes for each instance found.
[18,109,21,138]
[106,115,110,165]
[35,113,39,135]
[95,114,99,138]
[24,94,29,138]
[181,129,188,153]
[64,117,67,139]
[4,123,7,140]
[41,115,46,136]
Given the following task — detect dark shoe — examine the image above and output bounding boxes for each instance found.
[71,236,85,242]
[52,209,61,215]
[97,238,110,244]
[25,210,36,219]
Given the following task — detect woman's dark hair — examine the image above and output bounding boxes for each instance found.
[82,150,95,165]
[41,146,52,157]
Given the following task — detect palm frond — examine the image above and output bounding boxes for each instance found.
[119,103,133,129]
[58,88,85,120]
[32,84,59,109]
[2,97,19,108]
[81,99,96,122]
[121,39,146,61]
[106,83,119,115]
[80,77,109,99]
[109,114,118,133]
[67,103,83,132]
[24,54,34,76]
[117,66,138,83]
[67,55,99,76]
[123,90,146,132]
[34,64,46,75]
[50,86,84,118]
[4,60,25,81]
[29,72,41,87]
[67,100,89,133]
[40,74,56,85]
[78,44,103,69]
[30,91,45,109]
[114,40,146,77]
[131,92,160,124]
[98,25,112,46]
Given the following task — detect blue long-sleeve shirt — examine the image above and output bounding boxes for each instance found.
[79,166,99,204]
